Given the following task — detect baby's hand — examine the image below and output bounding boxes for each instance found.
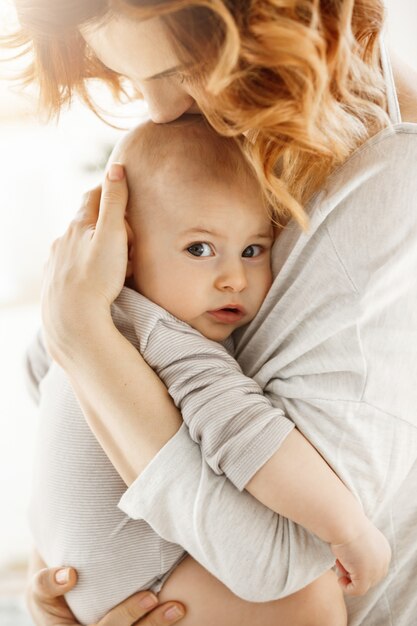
[331,521,391,597]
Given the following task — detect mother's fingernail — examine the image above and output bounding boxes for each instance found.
[108,163,125,181]
[55,568,70,584]
[139,593,158,609]
[164,605,184,621]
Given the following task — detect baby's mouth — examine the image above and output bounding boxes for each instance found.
[207,305,246,323]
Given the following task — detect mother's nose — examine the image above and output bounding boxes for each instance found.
[139,79,199,123]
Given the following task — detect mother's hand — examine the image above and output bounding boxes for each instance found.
[26,555,185,626]
[41,163,132,364]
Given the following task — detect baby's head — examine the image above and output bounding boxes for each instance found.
[111,116,273,342]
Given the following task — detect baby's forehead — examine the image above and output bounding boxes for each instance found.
[129,181,272,247]
[119,134,213,201]
[115,117,269,228]
[116,117,256,185]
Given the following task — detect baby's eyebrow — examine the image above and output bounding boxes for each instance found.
[180,227,222,238]
[180,227,273,240]
[250,232,274,240]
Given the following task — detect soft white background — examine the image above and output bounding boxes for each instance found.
[0,0,415,599]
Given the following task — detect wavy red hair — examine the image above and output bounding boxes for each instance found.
[4,0,391,227]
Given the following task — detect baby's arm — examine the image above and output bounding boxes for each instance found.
[245,430,390,595]
[122,289,390,596]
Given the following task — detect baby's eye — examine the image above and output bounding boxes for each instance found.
[187,242,214,257]
[242,244,263,258]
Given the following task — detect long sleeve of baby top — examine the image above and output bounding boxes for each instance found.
[112,288,295,491]
[119,120,417,625]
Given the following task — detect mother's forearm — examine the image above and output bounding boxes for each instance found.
[60,312,182,485]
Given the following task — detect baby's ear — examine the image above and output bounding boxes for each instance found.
[125,219,135,278]
[124,244,135,289]
[125,241,134,278]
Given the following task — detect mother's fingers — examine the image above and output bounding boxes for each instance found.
[74,186,102,224]
[71,163,128,237]
[31,567,78,601]
[97,591,185,626]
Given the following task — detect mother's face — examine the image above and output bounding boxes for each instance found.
[81,15,201,123]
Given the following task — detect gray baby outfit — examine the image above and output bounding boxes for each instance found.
[27,287,300,625]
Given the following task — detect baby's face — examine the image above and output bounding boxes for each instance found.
[127,165,273,342]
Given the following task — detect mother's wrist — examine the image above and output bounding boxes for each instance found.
[44,302,115,368]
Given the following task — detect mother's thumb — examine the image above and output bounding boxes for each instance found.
[96,163,128,235]
[31,567,78,600]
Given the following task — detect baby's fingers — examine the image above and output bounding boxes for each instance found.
[335,561,369,597]
[338,576,371,597]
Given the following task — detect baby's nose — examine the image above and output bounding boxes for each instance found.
[215,263,248,292]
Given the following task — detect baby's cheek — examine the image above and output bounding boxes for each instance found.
[168,297,203,325]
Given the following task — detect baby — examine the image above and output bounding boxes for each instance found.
[26,117,389,625]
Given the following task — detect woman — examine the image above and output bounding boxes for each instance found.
[7,1,417,624]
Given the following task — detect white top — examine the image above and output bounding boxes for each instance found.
[119,38,417,625]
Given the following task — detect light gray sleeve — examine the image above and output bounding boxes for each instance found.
[124,292,294,491]
[24,327,52,405]
[119,424,335,602]
[114,290,334,601]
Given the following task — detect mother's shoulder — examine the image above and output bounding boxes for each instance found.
[272,125,417,285]
[331,122,417,186]
[310,125,417,291]
[391,51,417,124]
[318,123,417,221]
